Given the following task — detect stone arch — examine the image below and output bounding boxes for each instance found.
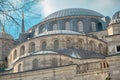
[29,42,35,53]
[77,39,84,49]
[78,21,83,32]
[53,39,59,49]
[98,43,103,53]
[89,40,95,51]
[65,21,70,30]
[41,40,47,50]
[20,45,25,56]
[13,49,17,60]
[18,63,22,72]
[32,59,39,70]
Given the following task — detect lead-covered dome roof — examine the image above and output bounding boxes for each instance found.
[111,11,120,24]
[44,8,104,21]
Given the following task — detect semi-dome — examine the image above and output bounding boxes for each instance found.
[111,11,120,24]
[0,32,13,39]
[44,8,104,21]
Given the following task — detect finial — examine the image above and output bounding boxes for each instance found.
[21,10,25,33]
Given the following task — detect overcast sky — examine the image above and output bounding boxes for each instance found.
[39,0,120,17]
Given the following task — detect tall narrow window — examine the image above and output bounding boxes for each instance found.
[53,24,58,30]
[32,59,38,70]
[78,21,83,32]
[54,40,59,49]
[65,22,70,30]
[91,22,96,31]
[20,45,25,56]
[42,41,47,50]
[13,50,17,60]
[18,64,22,72]
[29,42,35,53]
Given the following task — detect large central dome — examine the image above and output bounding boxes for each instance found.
[44,8,104,21]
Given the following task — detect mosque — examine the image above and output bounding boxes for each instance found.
[0,8,120,80]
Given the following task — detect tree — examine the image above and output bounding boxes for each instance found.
[0,0,43,38]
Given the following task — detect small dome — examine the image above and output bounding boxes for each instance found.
[111,11,120,24]
[44,8,104,21]
[0,32,13,39]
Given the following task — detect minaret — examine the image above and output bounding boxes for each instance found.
[21,11,25,33]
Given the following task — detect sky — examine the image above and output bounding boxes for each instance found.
[2,0,120,39]
[40,0,120,17]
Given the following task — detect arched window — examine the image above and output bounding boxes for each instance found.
[32,59,38,70]
[78,21,83,32]
[29,42,35,53]
[98,44,103,53]
[18,64,22,72]
[66,39,72,48]
[53,24,58,30]
[89,41,95,51]
[41,41,47,50]
[78,39,84,49]
[13,50,17,60]
[91,22,96,31]
[97,23,102,31]
[65,22,70,30]
[20,45,25,56]
[54,40,59,49]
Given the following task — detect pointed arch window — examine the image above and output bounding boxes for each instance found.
[54,40,59,49]
[78,21,83,32]
[32,59,38,70]
[91,22,96,31]
[20,45,25,56]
